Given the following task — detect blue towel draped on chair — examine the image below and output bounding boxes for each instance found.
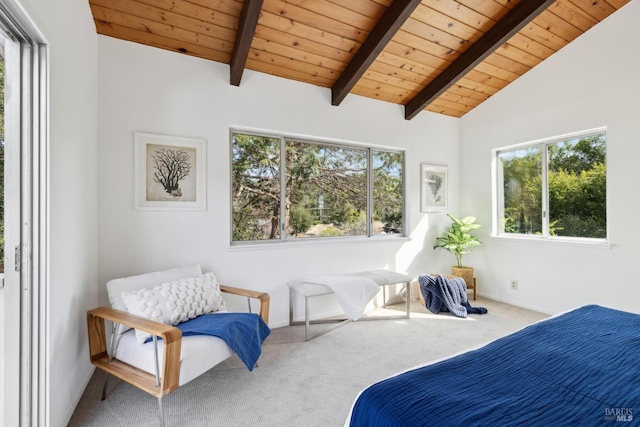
[146,312,271,371]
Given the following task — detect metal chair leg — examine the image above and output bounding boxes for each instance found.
[101,373,109,401]
[158,397,165,427]
[382,285,387,308]
[101,322,119,401]
[152,335,161,387]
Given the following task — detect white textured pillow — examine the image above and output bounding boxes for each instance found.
[121,272,227,343]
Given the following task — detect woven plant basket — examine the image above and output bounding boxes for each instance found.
[451,266,475,290]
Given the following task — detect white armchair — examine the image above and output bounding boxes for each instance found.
[87,264,270,426]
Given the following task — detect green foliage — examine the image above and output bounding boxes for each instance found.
[232,133,404,241]
[555,214,603,237]
[373,151,403,233]
[232,211,269,242]
[548,163,606,237]
[339,211,367,236]
[500,147,543,234]
[285,141,367,238]
[548,135,605,174]
[289,206,313,236]
[319,226,344,237]
[231,134,281,240]
[500,134,606,238]
[434,214,482,268]
[323,201,358,227]
[548,219,563,236]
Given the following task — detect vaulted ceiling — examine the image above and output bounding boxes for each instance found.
[89,0,630,119]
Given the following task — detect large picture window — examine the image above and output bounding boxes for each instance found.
[231,131,405,243]
[495,129,606,241]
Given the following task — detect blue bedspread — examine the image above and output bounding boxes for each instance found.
[349,305,640,426]
[148,312,271,371]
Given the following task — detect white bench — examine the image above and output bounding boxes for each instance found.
[288,270,412,341]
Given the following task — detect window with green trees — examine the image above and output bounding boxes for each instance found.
[231,132,404,243]
[496,129,606,240]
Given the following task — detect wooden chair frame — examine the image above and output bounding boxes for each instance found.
[87,285,270,426]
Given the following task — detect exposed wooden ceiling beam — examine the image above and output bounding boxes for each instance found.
[404,0,556,120]
[331,0,422,106]
[230,0,264,86]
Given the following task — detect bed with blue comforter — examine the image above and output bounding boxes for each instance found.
[347,305,639,426]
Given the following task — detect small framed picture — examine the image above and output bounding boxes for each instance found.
[135,133,207,211]
[421,164,448,212]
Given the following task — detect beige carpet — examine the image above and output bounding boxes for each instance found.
[69,298,548,426]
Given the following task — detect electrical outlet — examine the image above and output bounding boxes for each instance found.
[510,280,518,290]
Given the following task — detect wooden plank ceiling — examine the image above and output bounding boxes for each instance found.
[89,0,630,119]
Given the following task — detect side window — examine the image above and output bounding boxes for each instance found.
[496,129,606,240]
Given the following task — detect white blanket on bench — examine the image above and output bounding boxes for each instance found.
[300,275,380,321]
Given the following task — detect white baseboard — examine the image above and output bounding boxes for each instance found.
[477,292,556,315]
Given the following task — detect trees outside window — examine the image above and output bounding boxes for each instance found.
[373,151,403,235]
[231,134,281,242]
[285,140,368,239]
[231,132,404,243]
[496,129,606,240]
[497,146,542,235]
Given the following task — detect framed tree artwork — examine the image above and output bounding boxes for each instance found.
[135,133,207,211]
[421,164,448,212]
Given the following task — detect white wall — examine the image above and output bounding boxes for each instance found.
[97,36,460,328]
[460,2,640,315]
[14,0,99,426]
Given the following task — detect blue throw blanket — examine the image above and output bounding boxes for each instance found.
[419,274,486,317]
[349,305,640,426]
[146,312,271,371]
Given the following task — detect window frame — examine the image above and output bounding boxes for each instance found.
[492,127,608,244]
[230,129,407,246]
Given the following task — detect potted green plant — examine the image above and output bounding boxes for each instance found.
[434,214,482,290]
